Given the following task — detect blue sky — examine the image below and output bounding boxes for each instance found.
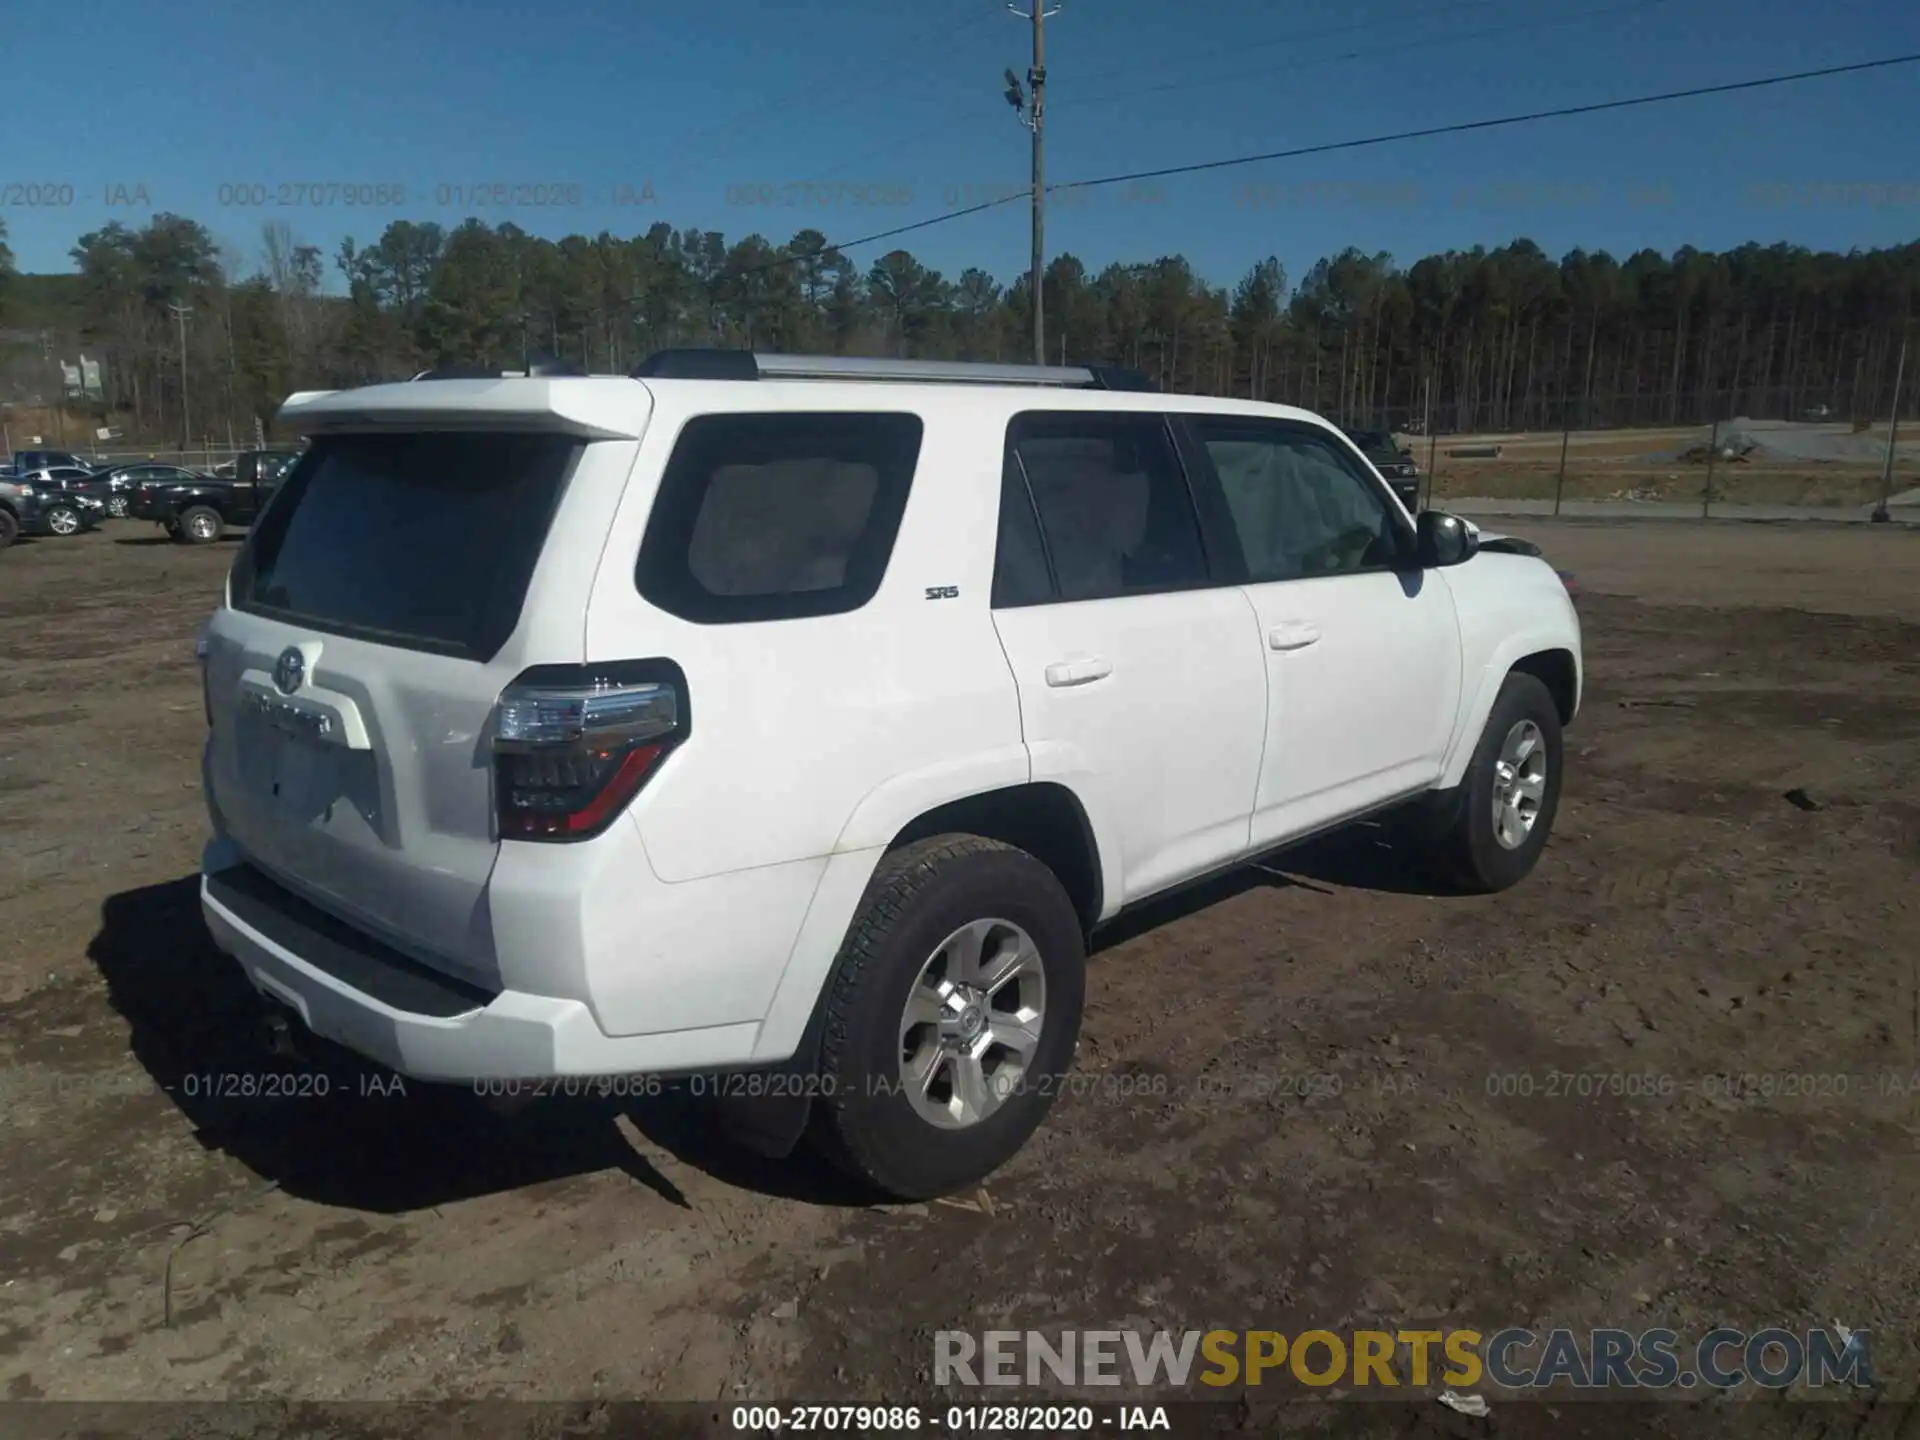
[3,0,1916,292]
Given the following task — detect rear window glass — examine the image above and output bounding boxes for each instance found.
[231,431,582,660]
[635,412,923,624]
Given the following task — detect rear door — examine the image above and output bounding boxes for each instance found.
[990,410,1266,906]
[1184,416,1462,847]
[203,424,641,988]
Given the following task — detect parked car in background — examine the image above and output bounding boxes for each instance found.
[0,477,30,548]
[1343,428,1423,512]
[5,450,100,477]
[127,449,298,543]
[89,462,205,518]
[8,466,104,537]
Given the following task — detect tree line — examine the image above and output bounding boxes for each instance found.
[0,211,1914,446]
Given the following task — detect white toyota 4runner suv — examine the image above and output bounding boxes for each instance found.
[197,351,1580,1200]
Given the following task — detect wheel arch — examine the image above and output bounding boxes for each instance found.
[1439,636,1583,790]
[750,774,1111,1073]
[1510,647,1579,727]
[885,780,1105,933]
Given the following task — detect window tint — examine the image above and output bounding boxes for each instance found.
[1194,421,1401,583]
[1008,413,1208,602]
[232,431,582,659]
[991,451,1053,607]
[635,412,922,624]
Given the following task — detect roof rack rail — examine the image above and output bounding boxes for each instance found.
[411,354,586,381]
[630,349,1157,391]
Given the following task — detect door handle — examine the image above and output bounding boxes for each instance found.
[1044,656,1113,687]
[1267,621,1321,651]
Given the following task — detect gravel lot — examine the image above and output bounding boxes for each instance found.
[1,519,1916,1438]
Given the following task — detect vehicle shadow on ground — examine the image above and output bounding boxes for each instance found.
[89,876,874,1215]
[112,536,240,548]
[1267,819,1466,898]
[1093,820,1456,953]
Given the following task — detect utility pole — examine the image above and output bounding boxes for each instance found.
[1872,326,1908,523]
[167,301,193,452]
[1005,2,1058,366]
[41,331,68,448]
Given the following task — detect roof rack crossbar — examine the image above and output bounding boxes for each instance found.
[630,349,1156,391]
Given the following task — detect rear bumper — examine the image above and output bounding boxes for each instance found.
[200,836,763,1081]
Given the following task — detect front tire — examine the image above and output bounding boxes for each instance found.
[1419,672,1563,893]
[809,834,1086,1200]
[45,504,83,537]
[175,506,223,544]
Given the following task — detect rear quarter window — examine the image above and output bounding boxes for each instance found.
[634,411,924,624]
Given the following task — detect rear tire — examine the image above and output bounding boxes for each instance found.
[808,834,1085,1201]
[1418,672,1563,893]
[0,509,17,549]
[176,506,223,544]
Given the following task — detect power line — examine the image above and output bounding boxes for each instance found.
[801,0,1664,190]
[1054,51,1920,194]
[712,51,1920,287]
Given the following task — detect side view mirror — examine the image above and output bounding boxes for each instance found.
[1415,509,1479,567]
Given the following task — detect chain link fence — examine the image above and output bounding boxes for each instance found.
[1358,386,1918,519]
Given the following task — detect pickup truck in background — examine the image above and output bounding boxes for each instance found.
[127,448,303,544]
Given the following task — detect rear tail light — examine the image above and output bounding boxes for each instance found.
[491,661,688,842]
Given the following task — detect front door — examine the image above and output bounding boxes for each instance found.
[1182,417,1463,849]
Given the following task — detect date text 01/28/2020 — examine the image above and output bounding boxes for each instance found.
[728,1404,1172,1432]
[470,1071,838,1102]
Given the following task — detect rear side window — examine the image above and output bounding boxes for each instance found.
[1005,412,1209,602]
[990,451,1053,607]
[232,431,583,660]
[635,412,923,624]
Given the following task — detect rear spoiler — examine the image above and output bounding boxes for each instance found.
[275,378,647,440]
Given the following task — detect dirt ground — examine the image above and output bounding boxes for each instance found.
[2,519,1918,1438]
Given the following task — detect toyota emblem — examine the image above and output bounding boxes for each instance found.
[273,647,306,694]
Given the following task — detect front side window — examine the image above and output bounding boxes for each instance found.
[635,412,923,624]
[1004,412,1209,603]
[1191,420,1402,583]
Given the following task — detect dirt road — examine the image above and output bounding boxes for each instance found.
[2,521,1916,1436]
